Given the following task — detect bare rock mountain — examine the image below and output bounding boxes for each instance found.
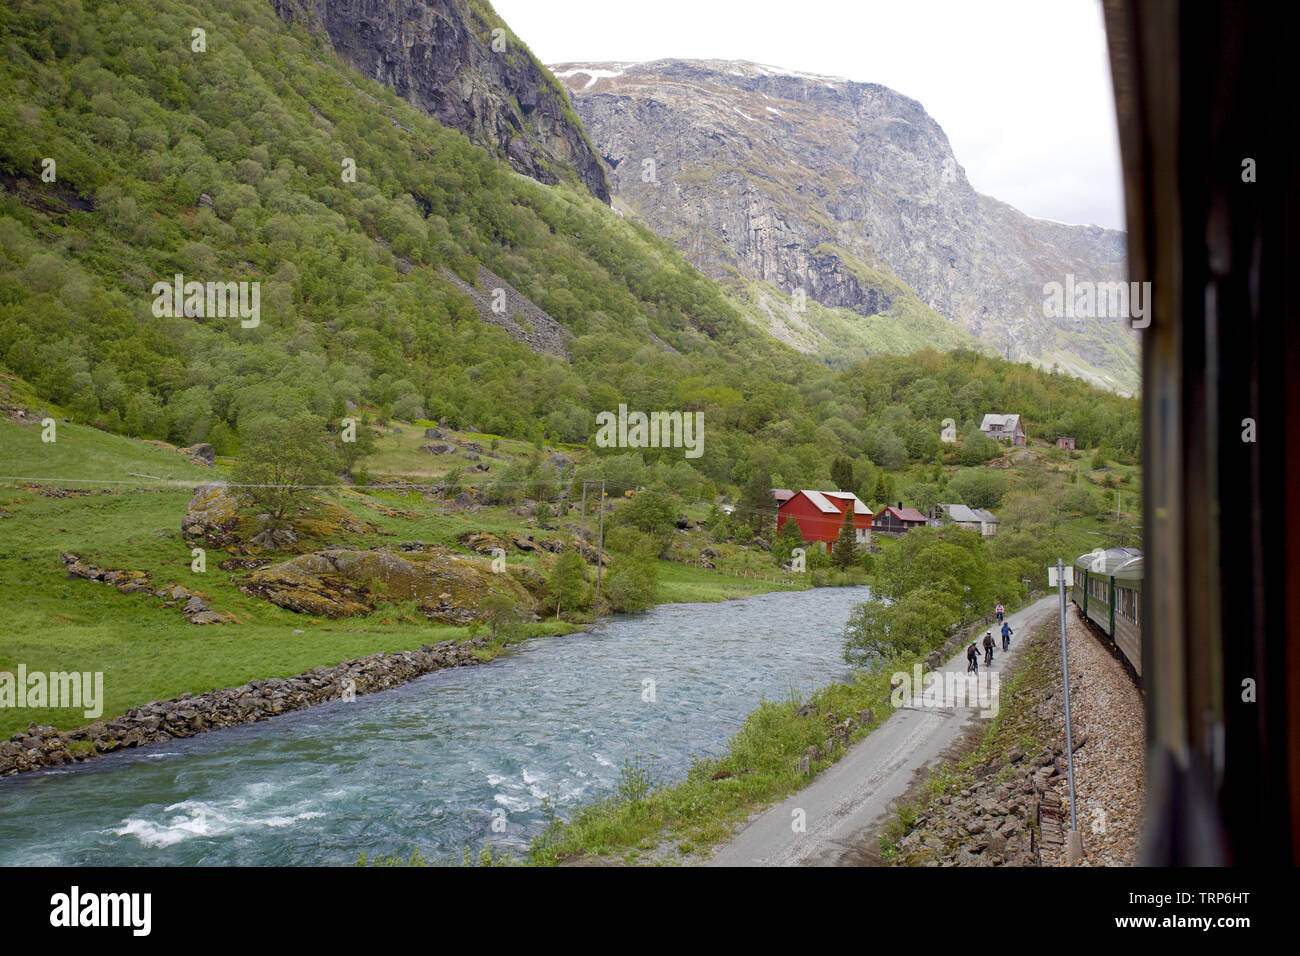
[555,60,1135,391]
[273,0,609,201]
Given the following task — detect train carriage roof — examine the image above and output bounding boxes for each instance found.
[1075,546,1143,576]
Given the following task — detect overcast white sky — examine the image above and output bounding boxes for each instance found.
[492,0,1125,230]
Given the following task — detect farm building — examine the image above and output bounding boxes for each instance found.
[980,413,1026,446]
[771,489,795,505]
[1056,436,1077,450]
[776,490,872,546]
[871,503,929,535]
[929,503,1000,536]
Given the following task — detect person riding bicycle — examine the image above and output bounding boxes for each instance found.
[1001,620,1013,651]
[995,602,1005,623]
[982,631,995,666]
[966,642,980,674]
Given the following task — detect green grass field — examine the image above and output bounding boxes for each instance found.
[0,417,799,739]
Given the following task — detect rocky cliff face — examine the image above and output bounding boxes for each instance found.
[555,60,1134,391]
[272,0,609,202]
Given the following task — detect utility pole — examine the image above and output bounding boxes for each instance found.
[595,480,606,602]
[1050,557,1083,864]
[579,480,588,562]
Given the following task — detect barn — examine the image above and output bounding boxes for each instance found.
[1056,436,1077,450]
[871,503,929,535]
[776,490,872,546]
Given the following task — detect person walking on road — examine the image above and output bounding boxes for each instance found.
[1001,620,1013,651]
[982,631,995,666]
[967,641,980,674]
[995,602,1005,623]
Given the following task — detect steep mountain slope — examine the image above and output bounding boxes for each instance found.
[554,60,1136,392]
[0,0,1140,506]
[273,0,609,201]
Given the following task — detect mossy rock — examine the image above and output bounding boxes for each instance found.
[507,565,548,600]
[458,530,512,555]
[240,547,534,623]
[182,483,240,544]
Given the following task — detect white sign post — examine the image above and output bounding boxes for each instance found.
[1051,558,1083,864]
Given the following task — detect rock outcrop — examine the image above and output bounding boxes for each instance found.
[556,59,1135,392]
[240,546,534,623]
[61,552,232,625]
[273,0,609,202]
[181,485,378,551]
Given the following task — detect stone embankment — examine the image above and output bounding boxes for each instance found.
[0,635,495,777]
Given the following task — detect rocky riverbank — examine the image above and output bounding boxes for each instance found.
[886,607,1145,866]
[0,635,497,777]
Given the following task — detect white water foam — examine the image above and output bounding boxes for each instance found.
[114,798,325,848]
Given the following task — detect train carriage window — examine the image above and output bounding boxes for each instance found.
[1117,586,1137,624]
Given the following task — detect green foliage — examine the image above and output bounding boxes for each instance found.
[230,413,337,523]
[612,490,676,556]
[872,473,888,509]
[843,591,958,666]
[772,517,805,567]
[842,523,1018,666]
[832,506,858,570]
[830,455,855,491]
[946,468,1009,509]
[441,467,464,498]
[958,424,1000,464]
[603,527,660,613]
[335,413,377,480]
[476,591,527,643]
[544,551,588,618]
[737,467,773,536]
[870,426,906,471]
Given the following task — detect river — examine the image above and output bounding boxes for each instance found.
[0,586,870,865]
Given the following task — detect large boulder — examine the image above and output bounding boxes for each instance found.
[182,443,216,466]
[182,484,240,544]
[240,547,534,624]
[458,531,511,555]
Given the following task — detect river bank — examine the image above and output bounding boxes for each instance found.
[0,563,814,778]
[0,633,523,777]
[0,587,866,865]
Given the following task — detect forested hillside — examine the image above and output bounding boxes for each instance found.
[0,0,1138,495]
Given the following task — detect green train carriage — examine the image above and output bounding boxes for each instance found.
[1071,547,1143,678]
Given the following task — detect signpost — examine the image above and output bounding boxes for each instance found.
[1048,558,1083,865]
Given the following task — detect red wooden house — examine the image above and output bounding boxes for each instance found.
[776,490,872,546]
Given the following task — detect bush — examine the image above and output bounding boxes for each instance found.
[603,528,659,613]
[543,551,588,618]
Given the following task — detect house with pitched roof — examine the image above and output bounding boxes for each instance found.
[871,503,929,535]
[929,503,1000,536]
[776,490,872,547]
[980,413,1026,446]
